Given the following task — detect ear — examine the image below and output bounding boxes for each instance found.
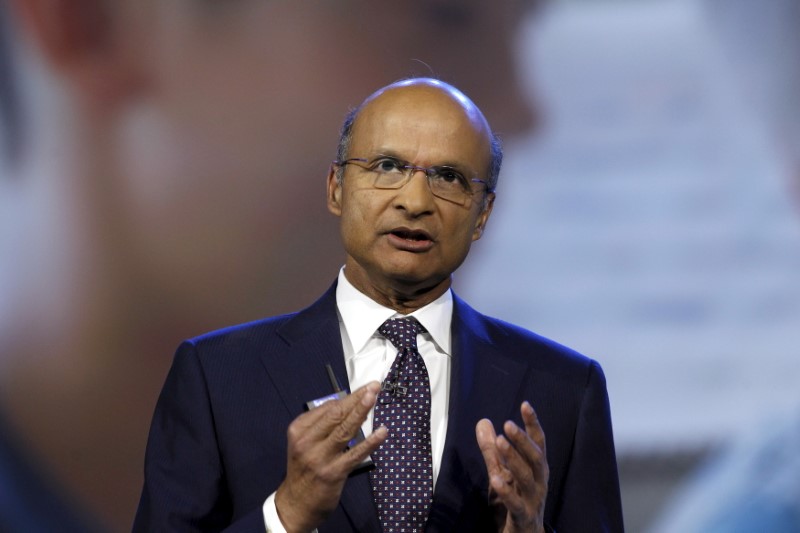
[9,0,145,109]
[327,164,343,216]
[471,192,495,241]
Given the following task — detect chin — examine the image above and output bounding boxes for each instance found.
[385,267,449,291]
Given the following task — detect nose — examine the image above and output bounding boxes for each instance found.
[392,169,436,216]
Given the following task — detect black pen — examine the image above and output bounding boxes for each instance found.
[326,363,343,393]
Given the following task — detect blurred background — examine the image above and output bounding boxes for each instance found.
[1,0,798,531]
[460,0,800,531]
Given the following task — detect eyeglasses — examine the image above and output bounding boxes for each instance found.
[333,156,493,206]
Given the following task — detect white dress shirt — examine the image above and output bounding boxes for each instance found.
[263,268,453,532]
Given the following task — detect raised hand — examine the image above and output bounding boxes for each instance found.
[476,401,549,533]
[275,381,387,532]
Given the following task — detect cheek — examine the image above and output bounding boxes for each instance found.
[447,212,486,256]
[339,191,383,242]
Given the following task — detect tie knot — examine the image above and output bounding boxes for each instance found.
[378,317,425,351]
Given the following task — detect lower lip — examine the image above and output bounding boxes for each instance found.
[386,233,435,253]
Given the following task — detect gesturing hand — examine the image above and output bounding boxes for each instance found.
[275,381,387,533]
[475,401,549,533]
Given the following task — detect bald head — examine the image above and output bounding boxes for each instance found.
[336,78,503,192]
[362,78,492,131]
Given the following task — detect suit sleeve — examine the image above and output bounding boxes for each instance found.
[133,341,265,532]
[553,360,625,532]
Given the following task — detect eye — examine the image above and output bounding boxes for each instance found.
[434,167,468,187]
[370,157,405,173]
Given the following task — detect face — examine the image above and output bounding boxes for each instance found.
[327,81,495,298]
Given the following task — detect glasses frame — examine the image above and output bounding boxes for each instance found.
[333,156,494,206]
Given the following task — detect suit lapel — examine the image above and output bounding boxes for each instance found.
[260,283,346,414]
[428,294,528,529]
[258,282,381,532]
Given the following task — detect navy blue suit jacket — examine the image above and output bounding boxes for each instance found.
[134,284,623,532]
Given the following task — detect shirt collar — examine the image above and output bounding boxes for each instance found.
[336,268,453,355]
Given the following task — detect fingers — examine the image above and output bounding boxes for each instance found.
[502,415,547,486]
[476,402,549,532]
[476,404,547,482]
[289,381,380,451]
[277,381,387,531]
[497,428,535,490]
[521,401,547,459]
[325,381,381,448]
[476,418,502,477]
[285,381,385,484]
[322,383,388,473]
[477,418,519,495]
[340,425,387,471]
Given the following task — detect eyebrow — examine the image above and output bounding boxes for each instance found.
[369,149,475,175]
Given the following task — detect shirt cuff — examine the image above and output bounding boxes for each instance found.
[263,492,288,533]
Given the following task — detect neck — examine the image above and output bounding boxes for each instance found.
[343,265,451,314]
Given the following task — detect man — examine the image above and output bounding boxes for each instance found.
[0,1,536,529]
[135,78,623,532]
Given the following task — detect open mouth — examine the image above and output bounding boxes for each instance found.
[390,228,432,242]
[385,227,435,252]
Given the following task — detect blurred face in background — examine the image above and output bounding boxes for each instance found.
[119,0,536,322]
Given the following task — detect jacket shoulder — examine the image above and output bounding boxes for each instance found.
[190,313,297,348]
[184,281,339,358]
[454,295,602,383]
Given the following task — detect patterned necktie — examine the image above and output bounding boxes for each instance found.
[370,317,433,533]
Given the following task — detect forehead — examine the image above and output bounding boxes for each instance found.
[350,85,492,169]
